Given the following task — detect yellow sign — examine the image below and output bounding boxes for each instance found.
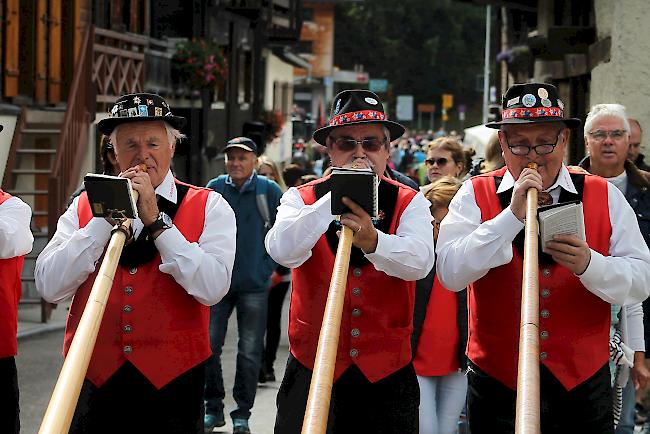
[442,94,454,109]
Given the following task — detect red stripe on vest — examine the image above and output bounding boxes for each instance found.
[469,168,611,390]
[290,176,417,382]
[0,191,24,358]
[67,183,211,388]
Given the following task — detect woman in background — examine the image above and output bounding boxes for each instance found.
[412,176,467,434]
[423,138,465,188]
[256,157,289,382]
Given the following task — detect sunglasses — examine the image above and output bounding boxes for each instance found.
[331,137,386,153]
[425,157,450,166]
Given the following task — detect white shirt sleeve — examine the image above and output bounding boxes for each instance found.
[625,302,645,352]
[36,191,237,306]
[435,179,524,291]
[265,187,435,281]
[0,196,34,258]
[579,182,650,305]
[155,191,236,306]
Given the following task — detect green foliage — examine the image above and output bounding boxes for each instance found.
[334,0,486,122]
[173,38,228,91]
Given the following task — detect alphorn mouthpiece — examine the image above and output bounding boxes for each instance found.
[527,162,538,170]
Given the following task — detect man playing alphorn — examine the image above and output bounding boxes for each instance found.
[0,180,33,434]
[265,89,434,433]
[35,93,236,433]
[436,82,650,433]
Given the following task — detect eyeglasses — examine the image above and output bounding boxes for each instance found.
[588,130,628,142]
[504,132,561,156]
[425,157,450,167]
[330,137,386,153]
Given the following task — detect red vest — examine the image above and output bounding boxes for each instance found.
[0,191,24,358]
[469,167,611,391]
[66,182,212,388]
[290,176,417,383]
[413,275,459,377]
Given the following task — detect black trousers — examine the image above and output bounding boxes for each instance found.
[467,360,614,434]
[70,361,205,434]
[262,280,290,371]
[275,354,419,434]
[0,357,19,434]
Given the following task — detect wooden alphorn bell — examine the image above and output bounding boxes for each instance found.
[301,225,354,434]
[515,162,541,434]
[38,167,144,434]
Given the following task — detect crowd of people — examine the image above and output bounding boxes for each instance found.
[1,84,650,434]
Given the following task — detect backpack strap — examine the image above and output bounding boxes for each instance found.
[255,175,271,230]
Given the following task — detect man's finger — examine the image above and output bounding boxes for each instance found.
[551,234,584,246]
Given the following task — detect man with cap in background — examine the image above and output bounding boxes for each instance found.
[0,122,34,433]
[35,93,237,433]
[436,83,650,433]
[204,137,282,434]
[265,89,434,433]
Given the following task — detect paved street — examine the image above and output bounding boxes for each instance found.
[16,300,289,434]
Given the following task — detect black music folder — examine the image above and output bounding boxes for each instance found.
[330,167,379,218]
[83,173,138,219]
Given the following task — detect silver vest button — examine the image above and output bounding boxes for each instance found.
[123,345,132,354]
[123,325,132,333]
[129,267,137,275]
[540,351,548,361]
[351,308,361,317]
[540,330,549,339]
[124,286,133,295]
[541,309,550,319]
[351,328,360,338]
[349,349,358,358]
[352,288,361,296]
[123,305,133,313]
[353,268,362,277]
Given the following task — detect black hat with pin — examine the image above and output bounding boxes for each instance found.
[312,89,405,145]
[97,93,186,136]
[486,83,581,129]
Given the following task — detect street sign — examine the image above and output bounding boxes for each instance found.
[396,95,414,121]
[369,79,389,93]
[442,94,454,109]
[417,104,435,113]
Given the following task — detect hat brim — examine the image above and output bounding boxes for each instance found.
[313,119,405,145]
[486,117,581,129]
[97,115,186,136]
[224,144,256,153]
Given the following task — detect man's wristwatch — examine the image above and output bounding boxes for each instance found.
[146,212,173,233]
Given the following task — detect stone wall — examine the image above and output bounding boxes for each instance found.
[591,0,650,152]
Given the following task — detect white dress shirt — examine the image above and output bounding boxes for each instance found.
[35,170,236,306]
[265,184,435,281]
[436,165,650,306]
[0,196,33,258]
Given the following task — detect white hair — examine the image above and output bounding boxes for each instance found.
[109,121,186,148]
[584,104,630,138]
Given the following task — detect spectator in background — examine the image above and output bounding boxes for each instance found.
[204,137,283,434]
[423,137,465,189]
[627,119,650,171]
[282,164,305,188]
[256,157,290,385]
[412,176,467,434]
[579,104,650,433]
[481,132,506,174]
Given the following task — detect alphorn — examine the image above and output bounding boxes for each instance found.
[38,167,144,434]
[301,225,354,434]
[515,162,541,434]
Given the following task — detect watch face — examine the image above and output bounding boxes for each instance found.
[161,212,173,228]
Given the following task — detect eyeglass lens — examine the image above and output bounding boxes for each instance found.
[425,158,449,166]
[333,138,385,152]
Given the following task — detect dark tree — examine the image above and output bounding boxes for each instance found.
[334,0,487,129]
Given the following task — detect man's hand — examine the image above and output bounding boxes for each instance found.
[120,164,159,226]
[339,197,378,253]
[510,167,543,221]
[633,352,650,390]
[544,234,591,275]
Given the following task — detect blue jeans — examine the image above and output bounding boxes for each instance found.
[204,291,268,420]
[615,376,635,434]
